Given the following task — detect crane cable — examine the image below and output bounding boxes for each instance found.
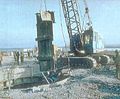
[58,0,67,53]
[77,0,93,30]
[40,0,47,11]
[40,0,42,11]
[77,0,85,32]
[43,0,47,11]
[83,0,92,28]
[59,0,71,72]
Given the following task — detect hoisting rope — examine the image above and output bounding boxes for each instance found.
[40,0,43,11]
[82,13,87,30]
[59,0,68,53]
[77,0,85,32]
[77,0,93,30]
[43,0,47,11]
[59,0,71,73]
[40,0,47,11]
[83,0,93,29]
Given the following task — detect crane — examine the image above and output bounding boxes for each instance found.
[61,0,95,56]
[56,0,110,69]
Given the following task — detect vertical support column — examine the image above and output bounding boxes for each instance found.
[36,11,55,71]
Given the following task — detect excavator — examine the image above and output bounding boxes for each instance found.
[56,0,110,69]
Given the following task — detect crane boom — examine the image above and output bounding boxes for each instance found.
[61,0,83,53]
[61,0,82,36]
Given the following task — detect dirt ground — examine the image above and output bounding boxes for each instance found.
[0,55,120,99]
[0,67,120,99]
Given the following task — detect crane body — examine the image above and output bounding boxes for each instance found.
[61,0,101,56]
[56,0,110,69]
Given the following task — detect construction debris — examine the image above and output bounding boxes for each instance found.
[0,63,119,99]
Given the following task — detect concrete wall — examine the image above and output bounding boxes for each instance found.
[0,64,40,89]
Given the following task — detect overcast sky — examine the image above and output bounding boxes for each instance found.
[0,0,120,48]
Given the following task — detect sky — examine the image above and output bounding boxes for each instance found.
[0,0,120,48]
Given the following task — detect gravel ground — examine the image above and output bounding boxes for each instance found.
[0,65,120,99]
[0,56,120,99]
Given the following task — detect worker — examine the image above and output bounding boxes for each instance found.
[114,50,120,79]
[0,52,3,66]
[20,51,24,63]
[27,50,30,58]
[16,51,20,65]
[13,51,17,61]
[115,49,119,57]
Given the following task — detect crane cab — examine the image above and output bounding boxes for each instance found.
[83,28,104,55]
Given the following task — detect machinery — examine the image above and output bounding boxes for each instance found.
[56,0,110,69]
[35,0,110,83]
[0,0,111,90]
